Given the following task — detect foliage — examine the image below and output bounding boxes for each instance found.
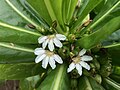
[0,0,120,90]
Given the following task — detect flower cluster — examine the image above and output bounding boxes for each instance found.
[34,34,66,69]
[34,34,93,76]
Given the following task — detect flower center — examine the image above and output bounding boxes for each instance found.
[48,35,55,39]
[46,50,54,57]
[72,56,81,64]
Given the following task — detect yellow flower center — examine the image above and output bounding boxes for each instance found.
[46,50,54,57]
[72,56,81,64]
[48,35,55,39]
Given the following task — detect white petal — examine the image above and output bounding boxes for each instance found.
[79,49,86,56]
[67,62,75,73]
[81,55,93,61]
[48,39,54,51]
[53,38,62,48]
[75,64,82,76]
[35,54,46,63]
[38,36,47,43]
[42,39,49,49]
[80,61,90,70]
[42,56,49,69]
[49,56,56,69]
[34,48,45,55]
[53,54,63,64]
[56,34,66,41]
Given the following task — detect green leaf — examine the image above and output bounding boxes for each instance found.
[112,66,120,76]
[19,75,40,90]
[43,0,65,33]
[110,74,120,83]
[0,21,41,44]
[102,78,120,90]
[102,29,120,46]
[0,0,26,25]
[78,76,105,90]
[26,0,52,25]
[36,64,70,90]
[70,0,103,32]
[62,0,78,24]
[5,0,42,29]
[80,0,120,35]
[104,44,120,65]
[0,42,35,63]
[19,0,49,30]
[93,0,107,14]
[76,16,120,49]
[0,63,45,79]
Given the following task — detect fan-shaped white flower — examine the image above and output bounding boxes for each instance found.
[38,34,66,51]
[34,48,63,69]
[67,49,93,76]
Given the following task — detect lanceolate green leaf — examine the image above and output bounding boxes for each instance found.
[102,29,120,46]
[78,76,105,90]
[103,43,120,65]
[70,0,103,32]
[19,75,40,90]
[43,0,65,33]
[0,21,41,44]
[5,0,42,29]
[80,0,120,35]
[102,78,120,90]
[0,42,35,63]
[0,63,45,79]
[19,0,49,30]
[0,0,27,25]
[62,0,78,24]
[26,0,52,25]
[37,64,70,90]
[76,16,120,49]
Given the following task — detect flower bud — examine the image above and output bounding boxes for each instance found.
[94,74,102,84]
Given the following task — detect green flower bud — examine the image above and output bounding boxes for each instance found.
[100,61,112,77]
[94,74,102,84]
[92,59,100,70]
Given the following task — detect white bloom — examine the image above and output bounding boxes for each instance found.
[67,49,93,76]
[34,48,63,69]
[38,34,66,51]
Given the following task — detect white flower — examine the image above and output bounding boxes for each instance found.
[38,34,66,51]
[67,49,93,76]
[34,48,63,69]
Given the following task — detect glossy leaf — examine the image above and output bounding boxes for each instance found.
[80,0,120,34]
[70,0,103,31]
[44,0,64,33]
[62,0,78,24]
[0,0,27,25]
[0,42,35,63]
[37,64,70,90]
[102,29,120,46]
[19,75,40,90]
[78,76,105,90]
[0,63,45,79]
[105,44,120,65]
[76,16,120,49]
[19,0,49,29]
[5,0,43,29]
[112,66,120,76]
[26,0,52,25]
[0,21,41,44]
[102,78,120,90]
